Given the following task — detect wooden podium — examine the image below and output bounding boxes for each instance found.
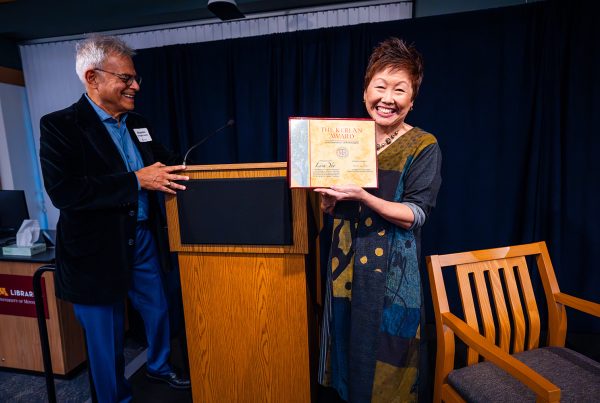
[165,162,315,403]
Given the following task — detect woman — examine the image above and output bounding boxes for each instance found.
[316,37,442,402]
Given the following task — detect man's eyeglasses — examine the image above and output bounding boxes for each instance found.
[94,68,142,86]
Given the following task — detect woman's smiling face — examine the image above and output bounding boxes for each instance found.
[364,67,414,134]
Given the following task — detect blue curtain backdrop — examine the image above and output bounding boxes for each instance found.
[135,0,599,333]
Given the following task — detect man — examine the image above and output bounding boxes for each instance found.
[39,35,190,402]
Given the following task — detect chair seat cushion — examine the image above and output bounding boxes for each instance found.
[447,346,600,402]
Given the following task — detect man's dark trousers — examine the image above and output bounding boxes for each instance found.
[73,223,171,402]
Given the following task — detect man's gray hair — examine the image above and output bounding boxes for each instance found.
[75,35,135,84]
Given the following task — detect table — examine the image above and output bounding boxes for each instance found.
[0,248,86,374]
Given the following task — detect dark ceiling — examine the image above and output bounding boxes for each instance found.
[0,0,353,42]
[0,0,355,69]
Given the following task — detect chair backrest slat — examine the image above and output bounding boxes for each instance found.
[487,265,511,351]
[513,257,541,350]
[473,269,496,344]
[456,267,481,364]
[499,258,527,353]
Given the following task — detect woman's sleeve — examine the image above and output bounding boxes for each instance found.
[401,142,442,228]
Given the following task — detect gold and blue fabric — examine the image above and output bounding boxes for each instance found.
[319,128,441,402]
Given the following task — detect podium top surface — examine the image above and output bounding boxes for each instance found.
[183,162,287,172]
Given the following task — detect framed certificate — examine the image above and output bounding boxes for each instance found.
[288,117,378,188]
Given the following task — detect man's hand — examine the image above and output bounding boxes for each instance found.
[135,162,189,195]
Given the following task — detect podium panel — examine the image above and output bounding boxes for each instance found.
[177,177,292,245]
[166,162,314,403]
[179,253,310,402]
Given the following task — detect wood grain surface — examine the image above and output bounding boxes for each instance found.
[180,253,311,403]
[0,261,85,374]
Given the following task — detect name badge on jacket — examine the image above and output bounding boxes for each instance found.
[133,128,152,142]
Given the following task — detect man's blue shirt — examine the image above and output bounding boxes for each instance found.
[85,94,149,221]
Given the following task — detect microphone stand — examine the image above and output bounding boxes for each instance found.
[182,119,235,167]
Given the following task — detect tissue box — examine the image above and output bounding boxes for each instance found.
[2,242,47,256]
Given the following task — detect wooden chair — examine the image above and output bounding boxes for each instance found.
[426,241,600,402]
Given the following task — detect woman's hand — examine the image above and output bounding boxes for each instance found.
[328,184,368,201]
[314,185,367,215]
[314,189,337,215]
[315,185,416,229]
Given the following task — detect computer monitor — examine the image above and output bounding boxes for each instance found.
[0,190,30,237]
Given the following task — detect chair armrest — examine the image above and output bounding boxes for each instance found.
[442,313,560,402]
[554,292,600,318]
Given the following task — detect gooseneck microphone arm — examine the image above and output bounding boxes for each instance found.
[182,119,235,167]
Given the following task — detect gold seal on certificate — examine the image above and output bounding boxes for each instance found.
[288,117,378,188]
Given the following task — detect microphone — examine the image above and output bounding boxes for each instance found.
[182,119,235,167]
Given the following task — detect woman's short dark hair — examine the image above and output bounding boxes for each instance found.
[363,37,424,100]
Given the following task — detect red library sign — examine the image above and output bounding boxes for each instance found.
[0,274,49,318]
